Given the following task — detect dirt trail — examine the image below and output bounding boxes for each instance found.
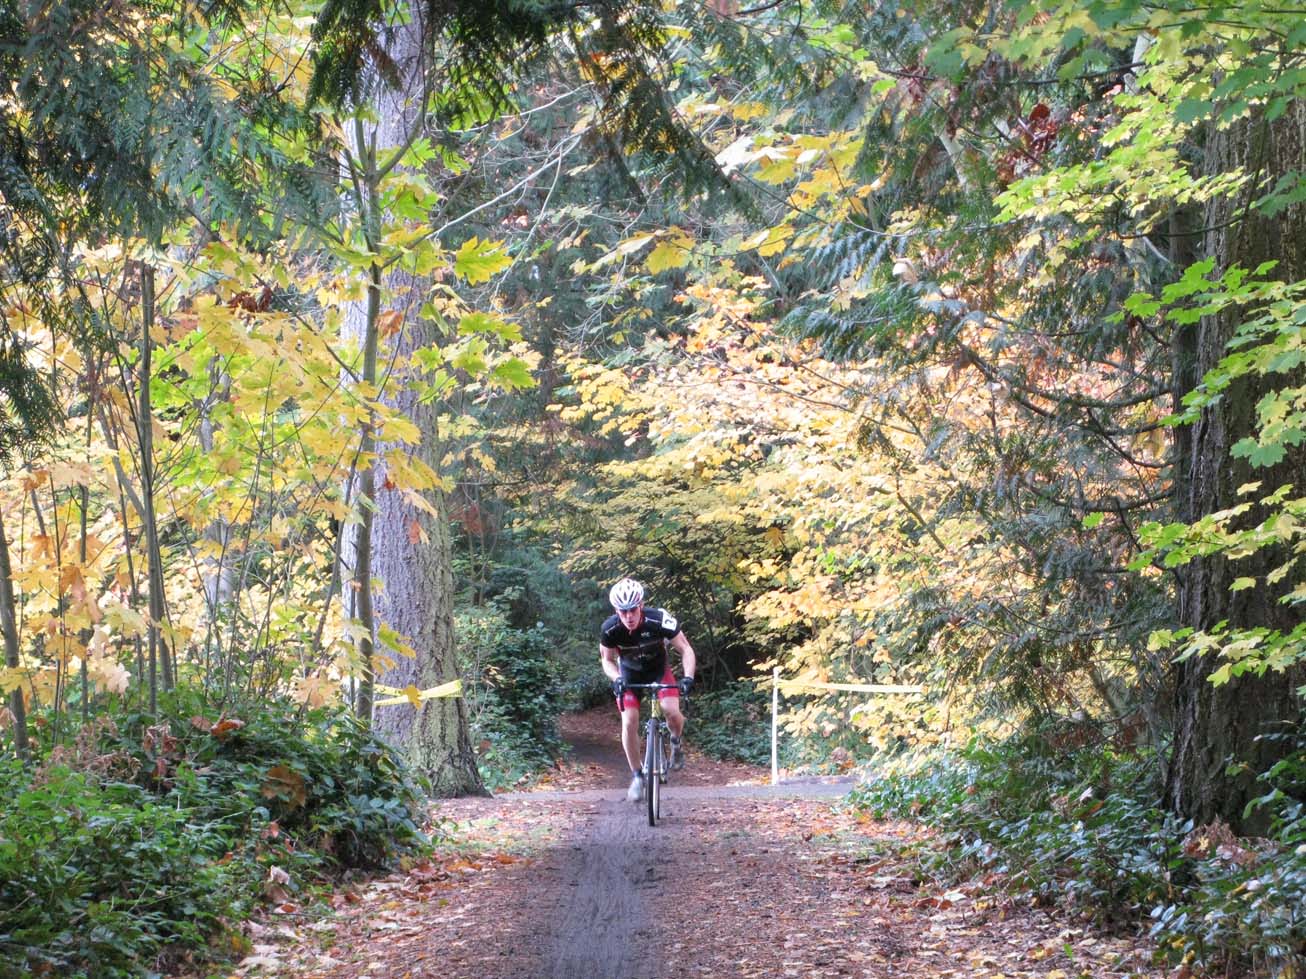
[247,710,1163,979]
[503,711,851,979]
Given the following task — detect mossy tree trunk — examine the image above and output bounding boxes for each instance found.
[1165,104,1306,833]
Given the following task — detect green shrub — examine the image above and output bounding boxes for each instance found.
[0,761,246,979]
[105,690,427,871]
[457,600,564,789]
[690,679,788,767]
[0,692,427,978]
[850,733,1306,976]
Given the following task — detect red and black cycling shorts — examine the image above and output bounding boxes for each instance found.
[616,661,677,712]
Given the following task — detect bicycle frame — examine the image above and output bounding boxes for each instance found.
[623,682,681,826]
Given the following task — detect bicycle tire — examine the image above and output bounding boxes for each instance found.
[645,718,660,826]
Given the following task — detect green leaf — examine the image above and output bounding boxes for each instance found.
[924,28,966,78]
[489,358,535,390]
[1161,259,1216,303]
[453,237,512,284]
[1174,99,1209,125]
[646,233,694,274]
[449,346,488,375]
[1230,577,1257,592]
[458,312,522,342]
[1082,512,1106,529]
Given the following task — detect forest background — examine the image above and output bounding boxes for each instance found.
[0,0,1303,975]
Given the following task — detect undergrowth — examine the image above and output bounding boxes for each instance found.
[458,598,565,790]
[691,679,799,768]
[850,731,1306,977]
[0,692,427,979]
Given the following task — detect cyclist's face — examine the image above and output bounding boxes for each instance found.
[616,604,643,630]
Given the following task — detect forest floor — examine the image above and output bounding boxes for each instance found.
[228,708,1168,979]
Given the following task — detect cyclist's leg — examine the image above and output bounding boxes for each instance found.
[657,664,685,740]
[619,701,642,772]
[618,663,651,774]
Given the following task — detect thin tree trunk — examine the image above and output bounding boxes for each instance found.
[137,264,173,709]
[354,256,382,723]
[1165,104,1306,833]
[0,507,29,760]
[78,369,96,725]
[79,480,90,725]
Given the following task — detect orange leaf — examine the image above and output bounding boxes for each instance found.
[210,717,245,739]
[377,310,403,337]
[406,518,426,544]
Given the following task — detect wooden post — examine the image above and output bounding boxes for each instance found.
[771,667,780,786]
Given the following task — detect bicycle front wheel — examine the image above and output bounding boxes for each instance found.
[645,718,660,826]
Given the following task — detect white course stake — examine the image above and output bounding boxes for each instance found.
[769,672,925,786]
[771,667,781,786]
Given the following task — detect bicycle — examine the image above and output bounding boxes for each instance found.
[622,682,684,826]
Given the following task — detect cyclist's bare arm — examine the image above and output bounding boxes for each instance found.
[669,631,696,680]
[600,644,621,683]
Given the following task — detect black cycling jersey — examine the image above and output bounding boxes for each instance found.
[599,607,682,670]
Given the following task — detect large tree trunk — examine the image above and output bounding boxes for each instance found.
[1165,104,1306,832]
[343,4,484,797]
[368,352,484,796]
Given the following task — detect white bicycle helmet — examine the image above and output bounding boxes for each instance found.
[608,578,645,611]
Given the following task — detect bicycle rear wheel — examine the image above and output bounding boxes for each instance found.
[644,718,660,826]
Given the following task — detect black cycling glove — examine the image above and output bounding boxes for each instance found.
[678,675,695,696]
[611,678,625,698]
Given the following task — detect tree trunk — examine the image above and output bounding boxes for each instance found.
[1165,104,1306,833]
[138,264,173,709]
[368,368,484,796]
[0,507,29,760]
[342,3,485,797]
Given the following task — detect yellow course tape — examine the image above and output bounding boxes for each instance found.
[373,679,464,707]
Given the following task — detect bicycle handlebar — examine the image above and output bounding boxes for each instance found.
[621,682,682,690]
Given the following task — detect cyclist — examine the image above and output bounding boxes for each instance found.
[599,578,697,803]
